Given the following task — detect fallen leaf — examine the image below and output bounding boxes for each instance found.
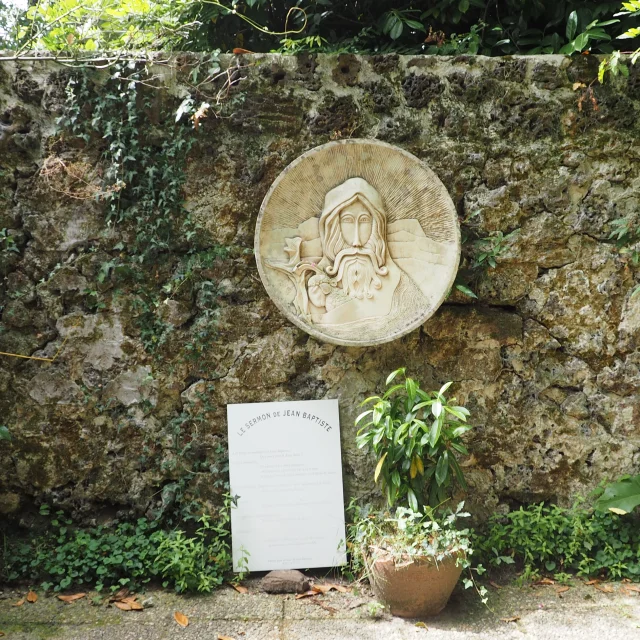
[129,601,143,611]
[110,588,130,602]
[229,583,248,594]
[501,616,520,623]
[114,601,132,611]
[121,596,139,604]
[12,599,25,607]
[623,585,640,593]
[26,591,38,603]
[295,590,320,599]
[489,581,503,590]
[57,593,87,603]
[218,636,236,640]
[534,578,555,586]
[0,630,5,637]
[174,611,189,628]
[191,102,210,131]
[232,48,254,54]
[585,579,600,586]
[594,584,614,593]
[309,599,337,615]
[415,621,428,629]
[313,583,348,594]
[573,82,586,91]
[556,586,570,595]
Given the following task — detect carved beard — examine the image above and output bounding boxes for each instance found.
[331,249,383,300]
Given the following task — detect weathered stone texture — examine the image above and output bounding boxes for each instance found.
[0,54,639,522]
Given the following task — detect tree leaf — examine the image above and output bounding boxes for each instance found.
[407,487,419,512]
[382,384,404,399]
[429,419,441,448]
[432,401,442,418]
[390,20,403,40]
[114,602,131,611]
[405,377,417,403]
[444,406,467,421]
[26,591,37,603]
[449,455,467,488]
[354,410,373,426]
[174,611,189,627]
[386,368,404,385]
[439,381,453,396]
[374,452,387,483]
[566,10,578,41]
[573,32,589,52]
[435,451,449,486]
[405,19,425,31]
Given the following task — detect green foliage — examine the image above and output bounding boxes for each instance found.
[0,0,22,49]
[2,0,638,57]
[470,230,514,270]
[595,475,640,515]
[600,1,640,80]
[0,228,19,254]
[1,498,240,593]
[153,510,237,593]
[608,211,640,296]
[346,500,488,603]
[356,368,473,509]
[474,501,640,581]
[0,425,10,441]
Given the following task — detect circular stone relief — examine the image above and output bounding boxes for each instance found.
[255,139,460,347]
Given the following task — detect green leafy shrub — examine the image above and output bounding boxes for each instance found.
[356,368,473,509]
[474,501,640,581]
[1,500,239,593]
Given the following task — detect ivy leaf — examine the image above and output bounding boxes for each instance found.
[0,426,10,441]
[595,475,640,515]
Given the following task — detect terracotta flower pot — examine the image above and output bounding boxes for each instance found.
[368,552,463,618]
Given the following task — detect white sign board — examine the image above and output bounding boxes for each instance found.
[227,399,347,572]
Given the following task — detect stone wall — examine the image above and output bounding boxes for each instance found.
[1,53,639,522]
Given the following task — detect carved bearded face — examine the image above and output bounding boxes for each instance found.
[319,178,389,300]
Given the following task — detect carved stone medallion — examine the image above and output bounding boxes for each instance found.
[255,139,460,346]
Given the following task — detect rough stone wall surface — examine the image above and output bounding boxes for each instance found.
[0,54,639,522]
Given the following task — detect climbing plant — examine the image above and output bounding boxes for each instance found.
[1,1,638,58]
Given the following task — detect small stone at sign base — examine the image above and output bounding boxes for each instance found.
[260,570,310,594]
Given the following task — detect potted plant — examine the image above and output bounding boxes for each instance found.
[348,368,486,617]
